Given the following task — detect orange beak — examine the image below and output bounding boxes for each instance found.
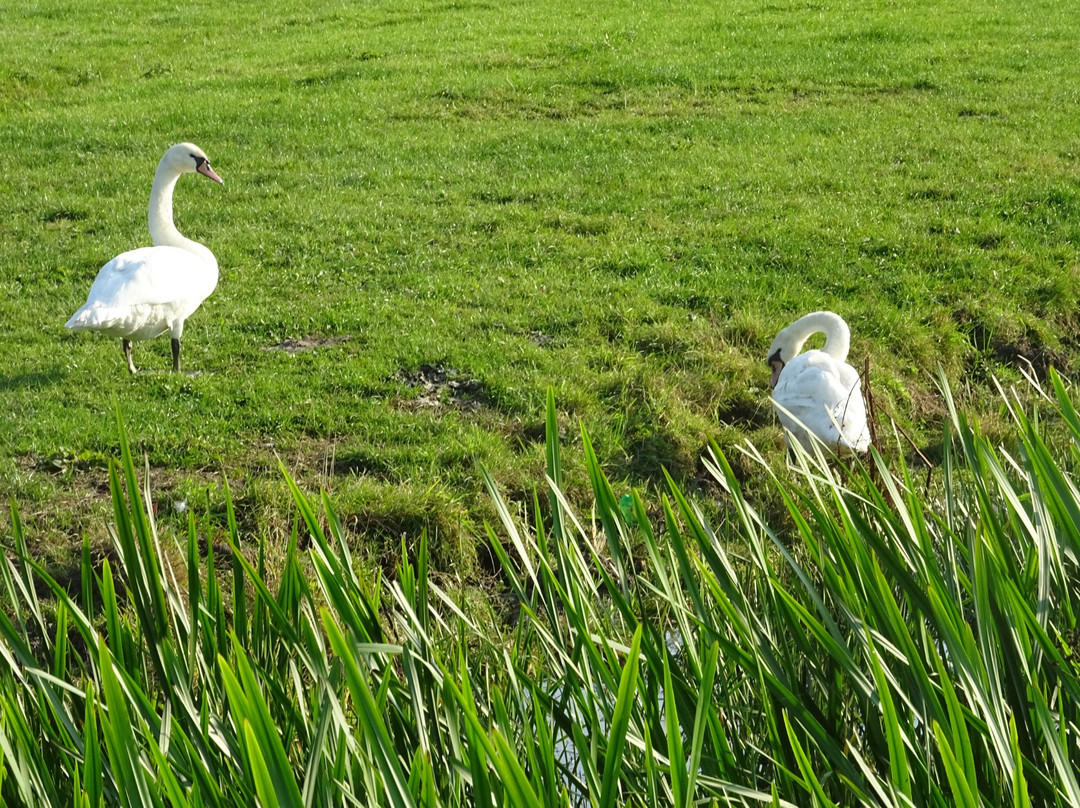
[770,362,783,389]
[197,162,223,184]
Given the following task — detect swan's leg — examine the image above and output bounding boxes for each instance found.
[123,339,137,374]
[171,338,181,373]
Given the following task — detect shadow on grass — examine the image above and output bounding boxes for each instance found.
[0,367,67,392]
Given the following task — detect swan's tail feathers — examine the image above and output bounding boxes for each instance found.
[66,304,125,332]
[65,307,91,330]
[839,431,872,454]
[66,305,100,330]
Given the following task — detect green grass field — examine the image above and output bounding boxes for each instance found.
[3,0,1080,576]
[3,2,1080,803]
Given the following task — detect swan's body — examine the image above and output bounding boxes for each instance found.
[767,311,870,455]
[66,143,223,373]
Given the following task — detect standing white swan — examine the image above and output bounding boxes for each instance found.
[65,143,223,373]
[766,311,871,455]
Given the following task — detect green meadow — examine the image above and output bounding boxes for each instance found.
[2,0,1080,803]
[4,0,1080,573]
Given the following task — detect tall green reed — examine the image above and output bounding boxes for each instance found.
[0,375,1078,806]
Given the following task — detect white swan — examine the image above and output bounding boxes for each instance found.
[766,311,871,455]
[65,142,223,373]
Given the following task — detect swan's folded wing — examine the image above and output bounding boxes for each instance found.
[82,247,215,308]
[772,383,843,440]
[821,361,869,443]
[774,358,849,407]
[833,360,864,394]
[772,358,868,450]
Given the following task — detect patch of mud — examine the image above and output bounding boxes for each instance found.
[396,363,486,412]
[263,336,350,353]
[957,108,1007,120]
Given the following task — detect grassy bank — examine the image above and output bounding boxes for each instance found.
[5,0,1080,801]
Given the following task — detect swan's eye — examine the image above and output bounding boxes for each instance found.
[767,348,783,367]
[191,155,206,168]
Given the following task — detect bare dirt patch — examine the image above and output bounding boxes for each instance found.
[395,363,486,412]
[263,336,351,353]
[715,394,774,430]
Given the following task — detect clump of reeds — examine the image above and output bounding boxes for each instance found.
[1,372,1078,806]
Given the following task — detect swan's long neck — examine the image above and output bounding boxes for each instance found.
[147,160,216,266]
[788,311,850,361]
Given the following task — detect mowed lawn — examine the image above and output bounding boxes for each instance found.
[2,0,1079,574]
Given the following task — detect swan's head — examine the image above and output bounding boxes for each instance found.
[162,142,223,184]
[767,311,851,388]
[766,318,809,389]
[766,338,788,389]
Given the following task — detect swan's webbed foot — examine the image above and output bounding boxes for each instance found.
[123,339,137,374]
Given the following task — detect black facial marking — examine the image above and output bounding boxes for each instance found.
[191,154,207,168]
[767,348,783,367]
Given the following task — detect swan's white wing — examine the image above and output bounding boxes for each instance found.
[772,351,870,453]
[66,246,218,338]
[82,247,216,308]
[826,360,870,451]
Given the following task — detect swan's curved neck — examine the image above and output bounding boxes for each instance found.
[786,311,850,361]
[147,160,215,265]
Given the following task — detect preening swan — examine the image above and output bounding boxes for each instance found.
[767,311,871,455]
[65,143,223,373]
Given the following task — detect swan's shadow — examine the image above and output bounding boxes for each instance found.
[134,369,215,378]
[0,367,67,392]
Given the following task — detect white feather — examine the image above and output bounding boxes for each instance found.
[65,245,217,340]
